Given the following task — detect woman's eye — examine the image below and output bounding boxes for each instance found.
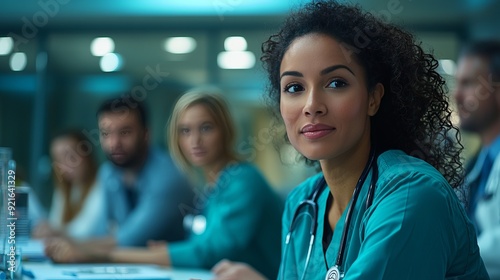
[201,125,213,132]
[180,128,189,134]
[284,84,304,93]
[328,79,348,88]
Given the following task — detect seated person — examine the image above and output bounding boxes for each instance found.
[45,88,284,280]
[33,130,107,240]
[43,95,193,255]
[453,40,500,279]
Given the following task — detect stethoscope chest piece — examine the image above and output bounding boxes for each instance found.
[325,266,341,280]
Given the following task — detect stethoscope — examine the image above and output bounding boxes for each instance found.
[282,148,379,280]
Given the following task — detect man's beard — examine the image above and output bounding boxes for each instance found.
[106,146,145,169]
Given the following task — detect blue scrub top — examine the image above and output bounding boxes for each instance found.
[280,150,490,280]
[169,162,283,279]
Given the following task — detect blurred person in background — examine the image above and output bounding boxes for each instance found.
[454,40,500,279]
[45,88,283,280]
[33,130,107,240]
[44,95,193,256]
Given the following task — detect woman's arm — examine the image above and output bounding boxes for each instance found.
[44,237,171,266]
[109,245,171,266]
[45,237,111,263]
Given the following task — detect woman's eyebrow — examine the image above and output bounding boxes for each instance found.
[320,64,355,76]
[280,65,355,81]
[280,71,303,80]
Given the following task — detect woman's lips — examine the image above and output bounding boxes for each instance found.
[111,153,126,159]
[301,123,335,139]
[192,150,207,157]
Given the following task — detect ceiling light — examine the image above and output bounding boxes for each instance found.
[99,53,123,72]
[438,59,456,76]
[10,52,27,71]
[164,37,197,54]
[217,51,255,69]
[91,37,115,56]
[224,36,247,51]
[0,37,14,55]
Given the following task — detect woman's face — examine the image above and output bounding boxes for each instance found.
[279,33,382,162]
[177,103,225,169]
[51,136,87,182]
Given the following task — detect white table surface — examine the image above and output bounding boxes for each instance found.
[17,240,214,280]
[22,262,214,280]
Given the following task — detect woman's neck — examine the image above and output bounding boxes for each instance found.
[320,145,371,217]
[202,156,234,184]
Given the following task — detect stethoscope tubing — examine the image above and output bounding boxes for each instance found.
[283,148,378,279]
[336,149,377,267]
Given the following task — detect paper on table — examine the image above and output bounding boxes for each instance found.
[24,263,172,280]
[165,268,214,280]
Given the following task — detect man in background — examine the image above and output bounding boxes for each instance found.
[453,40,500,279]
[45,95,193,261]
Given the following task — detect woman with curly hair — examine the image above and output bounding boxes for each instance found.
[213,0,489,279]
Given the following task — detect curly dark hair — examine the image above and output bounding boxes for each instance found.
[261,0,464,188]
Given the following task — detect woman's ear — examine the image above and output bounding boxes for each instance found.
[368,83,384,116]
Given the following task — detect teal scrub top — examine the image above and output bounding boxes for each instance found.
[168,162,283,279]
[280,150,490,280]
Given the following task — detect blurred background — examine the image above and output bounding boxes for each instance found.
[0,0,499,208]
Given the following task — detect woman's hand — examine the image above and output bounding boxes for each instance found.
[212,259,267,280]
[44,237,88,263]
[32,221,63,239]
[147,239,167,249]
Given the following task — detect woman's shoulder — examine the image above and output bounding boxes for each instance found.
[222,161,264,180]
[377,150,448,183]
[376,149,454,199]
[217,162,269,191]
[214,162,277,204]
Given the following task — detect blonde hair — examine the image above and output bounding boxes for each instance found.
[167,87,239,174]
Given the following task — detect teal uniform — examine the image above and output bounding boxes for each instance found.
[280,150,490,280]
[169,162,283,279]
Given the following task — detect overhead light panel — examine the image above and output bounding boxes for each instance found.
[91,37,115,56]
[217,51,255,69]
[438,59,456,76]
[164,37,197,54]
[100,53,123,72]
[10,52,27,71]
[0,37,14,56]
[219,36,254,69]
[224,36,247,51]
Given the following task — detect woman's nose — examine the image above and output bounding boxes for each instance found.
[303,88,327,117]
